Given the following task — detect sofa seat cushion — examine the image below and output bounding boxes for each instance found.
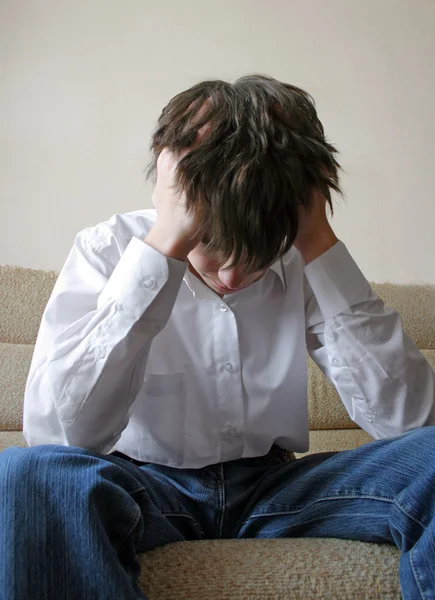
[0,431,27,452]
[298,429,374,456]
[0,343,33,429]
[139,538,401,599]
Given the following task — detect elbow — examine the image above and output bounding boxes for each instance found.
[61,420,121,455]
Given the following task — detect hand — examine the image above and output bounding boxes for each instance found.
[145,127,210,261]
[293,188,338,265]
[146,146,206,260]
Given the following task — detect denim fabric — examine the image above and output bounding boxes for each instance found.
[1,427,434,599]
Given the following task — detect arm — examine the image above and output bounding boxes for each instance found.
[295,189,435,437]
[23,231,187,452]
[24,141,206,452]
[303,241,435,438]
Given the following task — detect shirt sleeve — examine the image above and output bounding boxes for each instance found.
[304,241,435,438]
[23,232,186,452]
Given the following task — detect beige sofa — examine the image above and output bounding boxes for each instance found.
[1,263,434,599]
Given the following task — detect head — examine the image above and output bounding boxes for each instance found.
[147,74,341,295]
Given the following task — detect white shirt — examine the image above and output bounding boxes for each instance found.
[23,209,435,468]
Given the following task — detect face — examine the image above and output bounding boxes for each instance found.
[187,245,268,296]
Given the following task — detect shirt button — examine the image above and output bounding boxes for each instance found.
[225,362,234,372]
[143,277,156,290]
[332,357,340,366]
[220,304,228,312]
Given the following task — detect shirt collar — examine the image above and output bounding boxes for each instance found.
[183,257,286,299]
[270,257,286,290]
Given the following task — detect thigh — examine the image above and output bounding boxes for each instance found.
[234,426,435,542]
[0,445,206,551]
[0,445,215,599]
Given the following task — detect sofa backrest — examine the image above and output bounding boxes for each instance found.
[1,264,434,432]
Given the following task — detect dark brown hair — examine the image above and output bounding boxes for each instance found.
[147,75,341,271]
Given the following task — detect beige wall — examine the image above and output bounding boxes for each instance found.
[1,0,434,283]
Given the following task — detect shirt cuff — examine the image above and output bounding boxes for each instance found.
[98,236,187,320]
[304,240,372,320]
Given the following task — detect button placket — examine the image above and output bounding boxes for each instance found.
[212,306,244,461]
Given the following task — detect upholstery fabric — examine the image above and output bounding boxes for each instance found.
[138,538,401,599]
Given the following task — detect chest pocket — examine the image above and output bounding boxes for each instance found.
[131,372,186,466]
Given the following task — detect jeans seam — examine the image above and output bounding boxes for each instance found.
[410,548,427,600]
[218,464,225,539]
[394,498,428,530]
[116,498,143,551]
[117,486,157,550]
[242,493,394,523]
[393,499,428,599]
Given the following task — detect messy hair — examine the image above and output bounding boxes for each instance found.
[147,74,341,271]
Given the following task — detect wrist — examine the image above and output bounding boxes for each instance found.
[144,222,197,262]
[295,228,339,265]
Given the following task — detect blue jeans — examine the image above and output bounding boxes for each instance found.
[1,427,434,599]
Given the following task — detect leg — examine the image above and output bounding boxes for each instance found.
[0,445,205,600]
[229,427,435,599]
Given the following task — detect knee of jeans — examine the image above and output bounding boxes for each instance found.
[1,445,147,503]
[0,444,90,484]
[417,425,435,450]
[402,425,435,442]
[398,426,435,459]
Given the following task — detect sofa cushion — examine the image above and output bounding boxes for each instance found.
[138,538,401,599]
[298,428,374,455]
[307,355,354,429]
[0,343,33,430]
[0,265,58,344]
[372,283,435,349]
[0,431,26,452]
